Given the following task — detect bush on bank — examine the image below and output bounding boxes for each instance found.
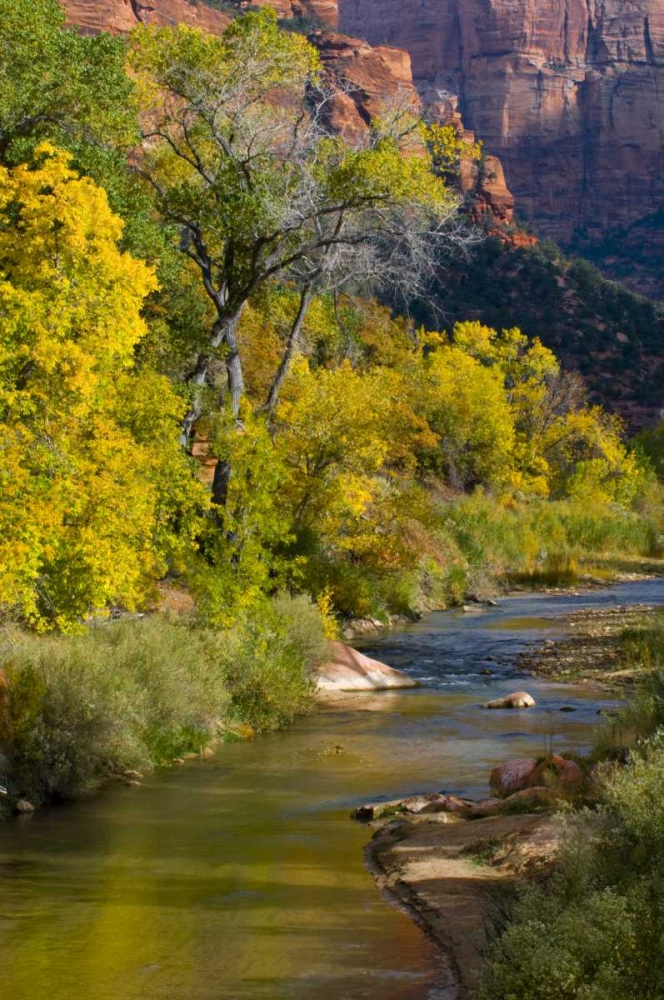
[480,737,664,1000]
[0,595,326,812]
[481,619,664,1000]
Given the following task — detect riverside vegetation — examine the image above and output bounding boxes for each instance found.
[0,0,662,791]
[0,2,662,996]
[479,615,664,1000]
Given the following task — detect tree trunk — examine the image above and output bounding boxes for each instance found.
[264,284,313,418]
[180,307,245,447]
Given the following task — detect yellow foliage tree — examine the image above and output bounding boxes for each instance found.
[0,145,205,628]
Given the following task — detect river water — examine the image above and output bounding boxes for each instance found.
[0,579,662,1000]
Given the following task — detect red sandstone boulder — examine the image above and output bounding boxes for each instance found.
[528,755,584,794]
[490,758,539,798]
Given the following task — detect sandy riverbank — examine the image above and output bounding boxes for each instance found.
[366,811,562,999]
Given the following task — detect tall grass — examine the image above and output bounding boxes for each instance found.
[598,614,664,753]
[0,594,326,810]
[308,493,660,621]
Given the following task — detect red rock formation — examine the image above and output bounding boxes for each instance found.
[310,31,420,139]
[338,0,664,253]
[313,31,524,241]
[63,0,338,32]
[61,1,519,236]
[63,0,230,34]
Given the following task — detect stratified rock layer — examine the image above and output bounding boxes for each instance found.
[339,0,664,251]
[63,0,231,33]
[61,3,519,235]
[63,0,338,32]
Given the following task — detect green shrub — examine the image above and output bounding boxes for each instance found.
[595,615,664,755]
[219,593,324,732]
[480,737,664,1000]
[0,596,326,807]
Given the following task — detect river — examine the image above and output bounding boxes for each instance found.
[0,579,662,1000]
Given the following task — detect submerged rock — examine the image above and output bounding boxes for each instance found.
[315,641,418,692]
[482,691,536,709]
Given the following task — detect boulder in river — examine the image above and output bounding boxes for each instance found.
[490,754,584,800]
[482,691,536,709]
[14,799,35,814]
[315,641,418,692]
[353,792,472,821]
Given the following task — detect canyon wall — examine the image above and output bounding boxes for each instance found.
[64,0,230,33]
[63,0,337,34]
[61,1,516,233]
[339,0,664,256]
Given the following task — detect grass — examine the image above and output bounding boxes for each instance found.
[0,593,327,812]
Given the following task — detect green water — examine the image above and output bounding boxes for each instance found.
[3,579,661,1000]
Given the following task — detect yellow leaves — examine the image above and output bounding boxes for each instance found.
[324,136,457,214]
[0,147,201,628]
[422,122,481,173]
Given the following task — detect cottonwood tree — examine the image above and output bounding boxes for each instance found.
[0,146,205,628]
[130,10,475,502]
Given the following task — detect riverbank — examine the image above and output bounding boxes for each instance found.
[356,581,664,999]
[366,811,562,999]
[0,596,328,819]
[1,579,659,1000]
[517,603,664,687]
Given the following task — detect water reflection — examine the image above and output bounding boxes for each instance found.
[0,579,661,999]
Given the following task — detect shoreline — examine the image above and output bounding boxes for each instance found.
[364,811,561,1000]
[357,582,664,999]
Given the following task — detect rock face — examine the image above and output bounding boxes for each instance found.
[63,0,338,33]
[63,0,231,34]
[315,640,418,691]
[311,31,420,140]
[61,2,519,236]
[312,31,522,237]
[338,0,664,266]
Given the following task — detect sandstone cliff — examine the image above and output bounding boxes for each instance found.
[63,0,338,33]
[61,2,518,235]
[63,0,230,34]
[339,0,664,286]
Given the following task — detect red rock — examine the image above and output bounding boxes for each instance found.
[338,0,664,262]
[528,755,584,794]
[62,0,231,35]
[61,3,518,237]
[489,758,539,798]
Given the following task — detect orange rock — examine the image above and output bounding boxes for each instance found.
[63,0,231,34]
[528,754,585,794]
[316,640,418,691]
